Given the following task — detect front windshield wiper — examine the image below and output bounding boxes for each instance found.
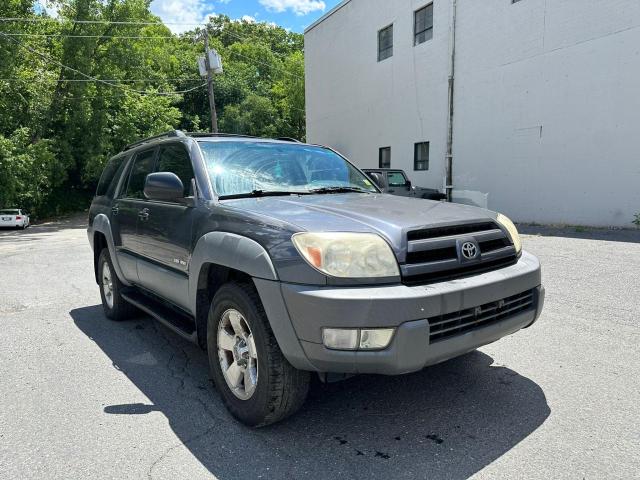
[218,190,310,200]
[309,186,373,195]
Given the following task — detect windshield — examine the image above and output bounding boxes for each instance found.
[0,210,19,215]
[198,141,378,198]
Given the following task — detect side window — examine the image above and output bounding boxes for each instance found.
[156,144,195,197]
[387,171,408,187]
[378,24,393,62]
[414,142,430,171]
[96,155,126,197]
[414,4,434,46]
[124,149,156,199]
[379,147,391,168]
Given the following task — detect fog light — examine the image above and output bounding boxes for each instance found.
[359,329,394,350]
[322,329,358,350]
[322,328,395,351]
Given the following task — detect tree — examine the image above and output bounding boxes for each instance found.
[0,2,306,218]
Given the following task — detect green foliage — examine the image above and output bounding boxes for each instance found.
[0,128,60,215]
[0,2,306,218]
[633,213,640,227]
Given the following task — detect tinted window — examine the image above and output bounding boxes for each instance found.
[387,171,407,187]
[96,155,127,197]
[124,149,156,199]
[157,145,195,197]
[379,147,391,168]
[414,142,430,171]
[414,4,433,46]
[378,24,393,61]
[0,210,19,215]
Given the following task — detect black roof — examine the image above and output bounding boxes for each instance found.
[123,130,302,152]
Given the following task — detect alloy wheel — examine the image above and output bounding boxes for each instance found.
[217,308,258,400]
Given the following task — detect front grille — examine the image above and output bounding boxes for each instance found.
[402,256,518,286]
[406,246,457,264]
[407,222,496,241]
[402,221,517,285]
[429,289,535,343]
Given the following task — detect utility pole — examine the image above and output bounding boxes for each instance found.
[445,0,458,202]
[202,30,218,133]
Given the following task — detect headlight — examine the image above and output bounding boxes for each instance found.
[496,213,522,254]
[292,232,400,278]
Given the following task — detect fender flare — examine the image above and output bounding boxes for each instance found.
[91,214,132,286]
[188,231,278,311]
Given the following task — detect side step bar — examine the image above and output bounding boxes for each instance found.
[121,290,198,343]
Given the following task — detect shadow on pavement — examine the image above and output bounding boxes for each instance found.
[71,305,550,480]
[519,224,640,244]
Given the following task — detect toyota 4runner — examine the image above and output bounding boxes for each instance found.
[88,131,544,427]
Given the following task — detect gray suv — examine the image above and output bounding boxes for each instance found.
[88,131,544,426]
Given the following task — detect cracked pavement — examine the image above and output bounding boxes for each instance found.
[0,216,638,479]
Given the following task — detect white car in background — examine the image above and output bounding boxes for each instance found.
[0,209,30,229]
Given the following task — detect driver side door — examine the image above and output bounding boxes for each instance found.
[135,143,197,310]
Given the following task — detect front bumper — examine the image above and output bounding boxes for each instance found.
[255,251,544,375]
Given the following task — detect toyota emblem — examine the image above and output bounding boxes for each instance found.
[461,241,478,260]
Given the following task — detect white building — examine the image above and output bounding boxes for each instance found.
[304,0,640,227]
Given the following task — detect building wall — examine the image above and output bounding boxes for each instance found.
[305,0,640,227]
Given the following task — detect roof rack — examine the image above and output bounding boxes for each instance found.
[124,130,186,151]
[122,131,303,152]
[186,132,258,139]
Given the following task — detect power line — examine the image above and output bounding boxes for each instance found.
[0,31,304,81]
[0,32,181,39]
[0,16,300,59]
[0,17,204,26]
[0,78,203,82]
[0,31,206,96]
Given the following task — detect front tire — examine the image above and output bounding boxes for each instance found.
[207,282,310,427]
[97,249,137,321]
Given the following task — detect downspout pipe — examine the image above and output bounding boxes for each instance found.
[445,0,458,202]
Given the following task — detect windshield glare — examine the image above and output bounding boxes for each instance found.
[198,141,378,197]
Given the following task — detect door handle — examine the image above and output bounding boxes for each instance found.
[138,208,150,221]
[111,206,119,216]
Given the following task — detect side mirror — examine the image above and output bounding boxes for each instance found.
[406,180,412,188]
[144,172,184,201]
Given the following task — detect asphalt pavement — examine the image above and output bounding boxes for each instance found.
[0,216,638,479]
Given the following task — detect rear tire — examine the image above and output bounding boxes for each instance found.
[207,282,310,427]
[97,248,137,321]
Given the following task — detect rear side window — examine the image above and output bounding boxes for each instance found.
[156,144,195,197]
[387,171,407,187]
[96,156,126,197]
[124,149,156,199]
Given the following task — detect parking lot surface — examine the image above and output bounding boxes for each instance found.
[0,217,638,479]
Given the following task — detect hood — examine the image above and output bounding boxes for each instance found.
[223,193,497,253]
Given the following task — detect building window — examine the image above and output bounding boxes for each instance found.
[378,24,393,62]
[414,142,429,171]
[414,4,433,45]
[379,147,391,168]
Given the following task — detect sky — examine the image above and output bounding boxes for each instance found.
[148,0,344,33]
